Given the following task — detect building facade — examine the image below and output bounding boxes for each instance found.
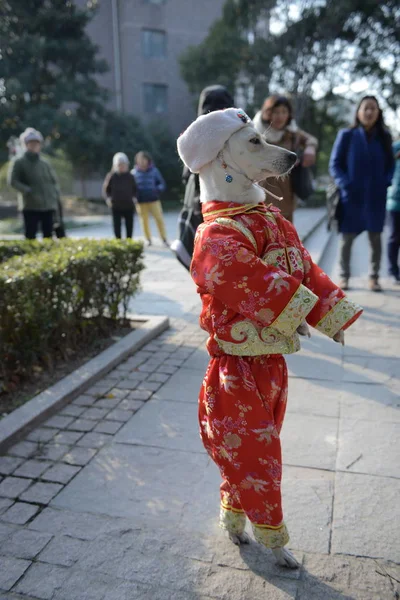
[77,0,226,135]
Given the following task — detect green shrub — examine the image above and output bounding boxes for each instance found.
[0,239,144,384]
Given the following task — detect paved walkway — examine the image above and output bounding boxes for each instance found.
[0,213,399,599]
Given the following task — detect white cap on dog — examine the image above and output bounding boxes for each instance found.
[177,108,251,173]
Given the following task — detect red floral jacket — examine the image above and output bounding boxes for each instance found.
[191,201,362,357]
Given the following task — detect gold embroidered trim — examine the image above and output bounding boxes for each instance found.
[252,521,290,548]
[221,502,245,514]
[220,504,246,535]
[271,284,318,337]
[315,296,363,338]
[214,217,258,252]
[215,320,301,356]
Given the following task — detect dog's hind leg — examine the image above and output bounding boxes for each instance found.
[271,547,300,569]
[228,531,250,546]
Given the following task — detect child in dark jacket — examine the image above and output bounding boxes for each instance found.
[103,153,137,239]
[132,151,168,247]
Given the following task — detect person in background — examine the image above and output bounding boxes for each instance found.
[387,139,400,284]
[253,95,318,222]
[8,128,63,239]
[132,151,168,247]
[102,153,137,239]
[171,85,234,270]
[329,95,394,292]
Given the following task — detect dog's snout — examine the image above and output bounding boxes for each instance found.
[287,151,297,166]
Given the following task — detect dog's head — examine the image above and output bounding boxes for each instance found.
[223,122,297,183]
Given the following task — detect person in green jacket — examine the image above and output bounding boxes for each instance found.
[8,128,64,239]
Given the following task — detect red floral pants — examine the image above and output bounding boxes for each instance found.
[199,354,290,548]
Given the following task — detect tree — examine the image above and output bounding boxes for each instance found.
[0,0,108,165]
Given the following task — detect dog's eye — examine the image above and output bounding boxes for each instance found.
[249,137,261,145]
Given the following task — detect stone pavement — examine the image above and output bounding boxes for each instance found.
[0,216,399,599]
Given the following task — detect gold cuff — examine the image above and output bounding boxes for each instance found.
[271,284,318,336]
[315,296,363,338]
[252,522,290,548]
[220,504,246,535]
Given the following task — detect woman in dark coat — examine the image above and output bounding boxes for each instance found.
[102,152,137,239]
[329,96,394,292]
[171,85,234,270]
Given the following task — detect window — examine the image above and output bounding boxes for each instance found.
[143,84,168,114]
[142,29,167,58]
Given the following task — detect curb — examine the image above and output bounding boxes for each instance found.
[301,212,327,244]
[0,314,169,454]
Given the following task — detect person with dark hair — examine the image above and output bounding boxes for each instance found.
[329,95,394,292]
[253,95,318,222]
[171,85,234,269]
[132,151,168,247]
[386,139,400,284]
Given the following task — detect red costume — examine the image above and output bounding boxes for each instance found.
[191,201,362,548]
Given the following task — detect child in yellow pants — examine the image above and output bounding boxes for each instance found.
[132,151,169,247]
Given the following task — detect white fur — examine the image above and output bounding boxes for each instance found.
[199,123,297,204]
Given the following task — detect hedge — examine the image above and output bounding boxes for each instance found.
[0,239,144,384]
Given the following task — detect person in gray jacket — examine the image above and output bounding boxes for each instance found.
[8,128,64,239]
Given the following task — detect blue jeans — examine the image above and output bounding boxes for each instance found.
[387,210,400,277]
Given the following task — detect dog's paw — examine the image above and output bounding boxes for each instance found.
[229,531,250,546]
[296,321,311,337]
[271,547,300,569]
[333,329,345,345]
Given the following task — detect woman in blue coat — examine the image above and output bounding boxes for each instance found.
[329,96,394,292]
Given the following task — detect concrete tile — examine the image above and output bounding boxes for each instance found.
[7,441,38,459]
[115,399,203,453]
[1,502,40,525]
[0,497,13,515]
[26,427,59,443]
[281,413,338,470]
[337,418,400,478]
[14,460,52,479]
[181,348,209,372]
[93,397,120,409]
[287,378,340,418]
[59,405,85,418]
[38,535,89,567]
[147,372,170,383]
[332,472,400,562]
[28,507,131,541]
[137,381,162,392]
[79,407,109,421]
[105,409,134,422]
[0,476,32,499]
[286,352,343,383]
[0,556,31,591]
[72,394,97,406]
[116,379,140,390]
[0,456,23,476]
[20,482,63,505]
[126,389,153,401]
[105,388,130,399]
[41,464,81,485]
[53,431,83,445]
[339,382,400,422]
[154,368,204,403]
[343,356,399,384]
[43,415,74,429]
[62,447,97,466]
[117,398,145,412]
[282,467,334,555]
[93,421,123,435]
[34,444,69,462]
[6,528,52,559]
[14,562,69,599]
[51,444,212,528]
[75,432,112,448]
[66,418,95,432]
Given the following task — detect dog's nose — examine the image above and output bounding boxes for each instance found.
[288,151,297,166]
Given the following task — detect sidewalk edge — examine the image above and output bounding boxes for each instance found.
[0,314,169,454]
